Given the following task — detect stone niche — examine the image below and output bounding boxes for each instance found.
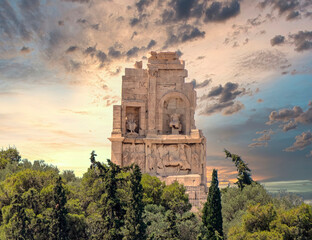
[109,52,207,210]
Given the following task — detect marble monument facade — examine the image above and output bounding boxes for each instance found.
[109,52,207,209]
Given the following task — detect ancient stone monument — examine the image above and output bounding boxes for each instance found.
[109,52,207,209]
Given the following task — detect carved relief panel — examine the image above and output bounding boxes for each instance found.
[122,144,145,171]
[145,143,205,176]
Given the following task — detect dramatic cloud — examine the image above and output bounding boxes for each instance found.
[130,18,140,27]
[206,82,245,102]
[165,25,205,47]
[285,131,312,152]
[259,0,303,21]
[66,46,79,53]
[96,51,107,64]
[84,46,97,56]
[267,106,303,124]
[270,35,285,46]
[223,102,244,115]
[267,101,312,125]
[190,79,211,89]
[286,10,300,20]
[269,31,312,52]
[265,102,312,154]
[108,47,122,58]
[126,46,140,57]
[136,0,154,13]
[199,82,246,116]
[249,129,274,148]
[248,142,268,148]
[289,30,312,52]
[204,0,240,22]
[282,121,297,132]
[162,0,199,23]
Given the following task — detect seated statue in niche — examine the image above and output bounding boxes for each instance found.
[169,113,181,135]
[126,113,138,135]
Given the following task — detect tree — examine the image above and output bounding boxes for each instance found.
[201,169,223,240]
[161,181,191,214]
[164,210,179,240]
[50,176,69,240]
[221,183,272,237]
[88,151,124,240]
[228,202,312,240]
[122,164,146,240]
[61,170,77,183]
[4,194,32,240]
[141,174,165,205]
[224,149,254,190]
[0,147,21,169]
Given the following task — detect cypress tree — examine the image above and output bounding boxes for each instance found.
[201,169,223,240]
[224,149,254,190]
[50,176,68,240]
[6,194,30,239]
[102,159,124,240]
[122,164,146,240]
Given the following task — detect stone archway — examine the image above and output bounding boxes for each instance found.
[158,91,191,135]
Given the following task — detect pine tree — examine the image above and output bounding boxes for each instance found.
[50,176,68,240]
[201,169,223,240]
[224,149,254,190]
[122,164,146,240]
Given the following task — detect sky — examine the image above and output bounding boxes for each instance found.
[1,0,312,199]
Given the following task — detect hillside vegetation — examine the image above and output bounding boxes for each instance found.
[0,147,311,240]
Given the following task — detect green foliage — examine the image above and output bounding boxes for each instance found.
[272,190,304,210]
[224,149,254,190]
[4,147,310,240]
[272,203,312,239]
[0,166,84,239]
[83,151,148,240]
[61,170,77,183]
[201,169,223,240]
[243,204,276,232]
[176,211,201,240]
[144,204,200,240]
[144,204,168,240]
[161,181,191,214]
[50,177,69,240]
[141,174,165,205]
[228,203,312,240]
[0,147,21,169]
[122,165,146,240]
[221,183,272,237]
[0,159,59,182]
[164,210,179,240]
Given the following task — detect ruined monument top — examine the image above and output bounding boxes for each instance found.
[111,51,199,138]
[109,52,207,209]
